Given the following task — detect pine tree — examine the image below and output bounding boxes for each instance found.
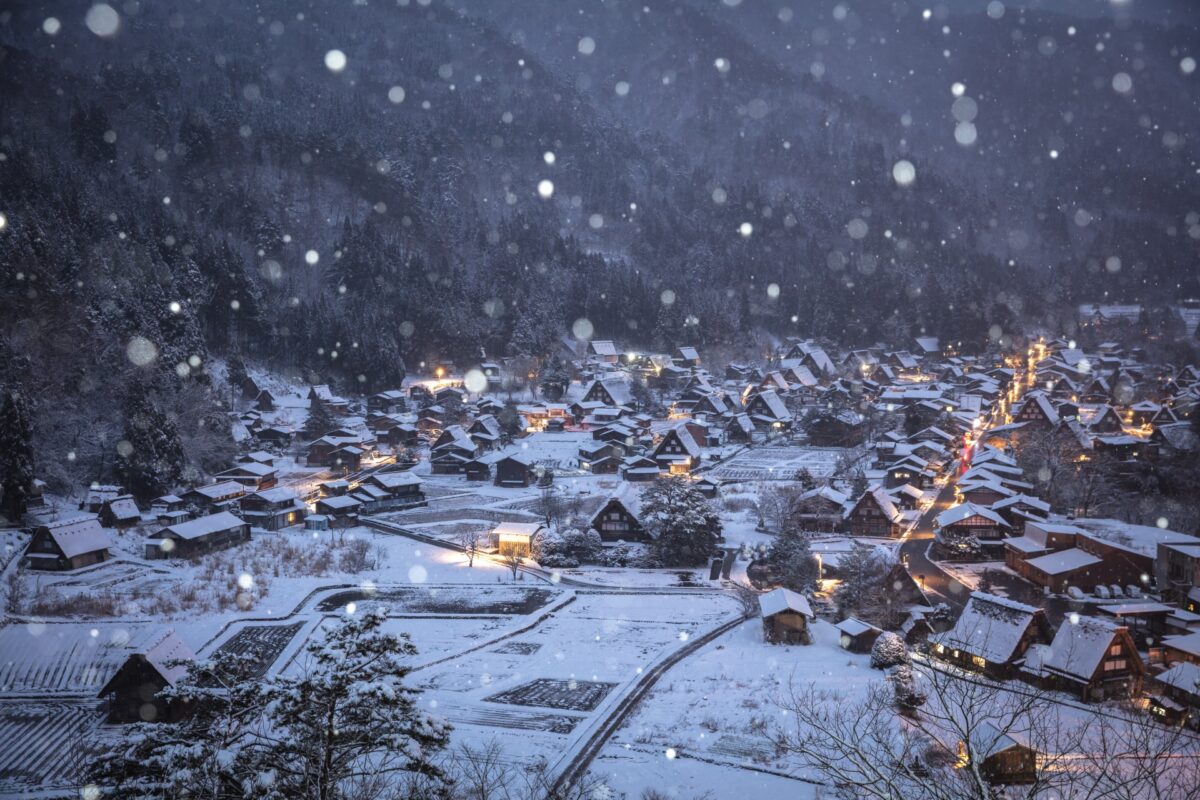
[306,397,337,437]
[116,391,185,501]
[0,389,35,521]
[538,355,569,401]
[765,528,818,592]
[256,609,452,799]
[642,477,723,567]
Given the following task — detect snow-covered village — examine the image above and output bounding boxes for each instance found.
[2,1,1200,799]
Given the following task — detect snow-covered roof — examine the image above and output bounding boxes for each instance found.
[1072,518,1200,559]
[1027,617,1126,683]
[188,480,246,500]
[105,495,141,521]
[161,511,246,540]
[936,503,1009,529]
[759,588,814,619]
[1024,548,1102,576]
[142,630,195,686]
[318,495,363,511]
[835,617,879,637]
[369,471,423,489]
[1157,662,1200,696]
[492,522,545,538]
[1003,536,1052,555]
[933,592,1043,664]
[251,487,301,504]
[37,516,112,559]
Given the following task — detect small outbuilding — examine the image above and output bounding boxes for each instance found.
[99,630,196,723]
[835,617,883,653]
[759,588,815,645]
[493,454,534,488]
[98,495,141,530]
[492,522,546,558]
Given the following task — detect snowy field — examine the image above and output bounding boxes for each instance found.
[706,445,852,482]
[590,617,880,795]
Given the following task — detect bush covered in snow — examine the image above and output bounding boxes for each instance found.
[533,526,603,568]
[870,631,910,669]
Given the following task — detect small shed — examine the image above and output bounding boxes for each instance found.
[305,514,330,532]
[492,522,546,558]
[836,617,883,653]
[99,630,196,723]
[759,588,815,645]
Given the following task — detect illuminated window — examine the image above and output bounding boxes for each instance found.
[971,656,986,669]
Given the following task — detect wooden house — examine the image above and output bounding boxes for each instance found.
[363,472,425,510]
[368,389,407,414]
[620,455,660,482]
[468,414,504,450]
[430,425,479,474]
[651,423,703,474]
[314,495,363,528]
[955,722,1039,786]
[146,511,251,559]
[843,487,905,538]
[150,494,189,525]
[255,389,276,411]
[579,442,621,474]
[759,588,815,645]
[463,458,491,482]
[1148,662,1200,729]
[590,484,648,542]
[493,454,534,488]
[1020,617,1143,701]
[82,484,123,513]
[932,593,1051,679]
[24,516,112,571]
[383,423,420,449]
[98,495,141,530]
[238,488,305,531]
[98,630,195,724]
[216,461,278,491]
[581,378,634,408]
[934,503,1011,552]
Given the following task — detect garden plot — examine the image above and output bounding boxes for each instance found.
[707,445,848,482]
[434,697,583,734]
[486,678,616,712]
[0,622,154,696]
[493,641,542,655]
[315,585,556,615]
[211,621,307,676]
[0,701,102,795]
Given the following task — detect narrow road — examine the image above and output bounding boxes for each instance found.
[900,473,971,609]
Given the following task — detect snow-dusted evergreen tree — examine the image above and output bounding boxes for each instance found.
[0,389,35,521]
[833,543,896,624]
[116,390,185,501]
[870,631,910,670]
[641,477,722,567]
[255,608,451,800]
[765,528,818,592]
[90,651,269,800]
[305,396,337,438]
[537,355,569,401]
[533,526,604,568]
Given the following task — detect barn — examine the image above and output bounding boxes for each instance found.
[759,588,814,645]
[146,511,251,559]
[99,630,195,723]
[24,516,113,571]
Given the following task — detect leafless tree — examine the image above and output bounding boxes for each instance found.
[730,582,762,618]
[458,529,481,567]
[767,660,1200,800]
[502,551,523,581]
